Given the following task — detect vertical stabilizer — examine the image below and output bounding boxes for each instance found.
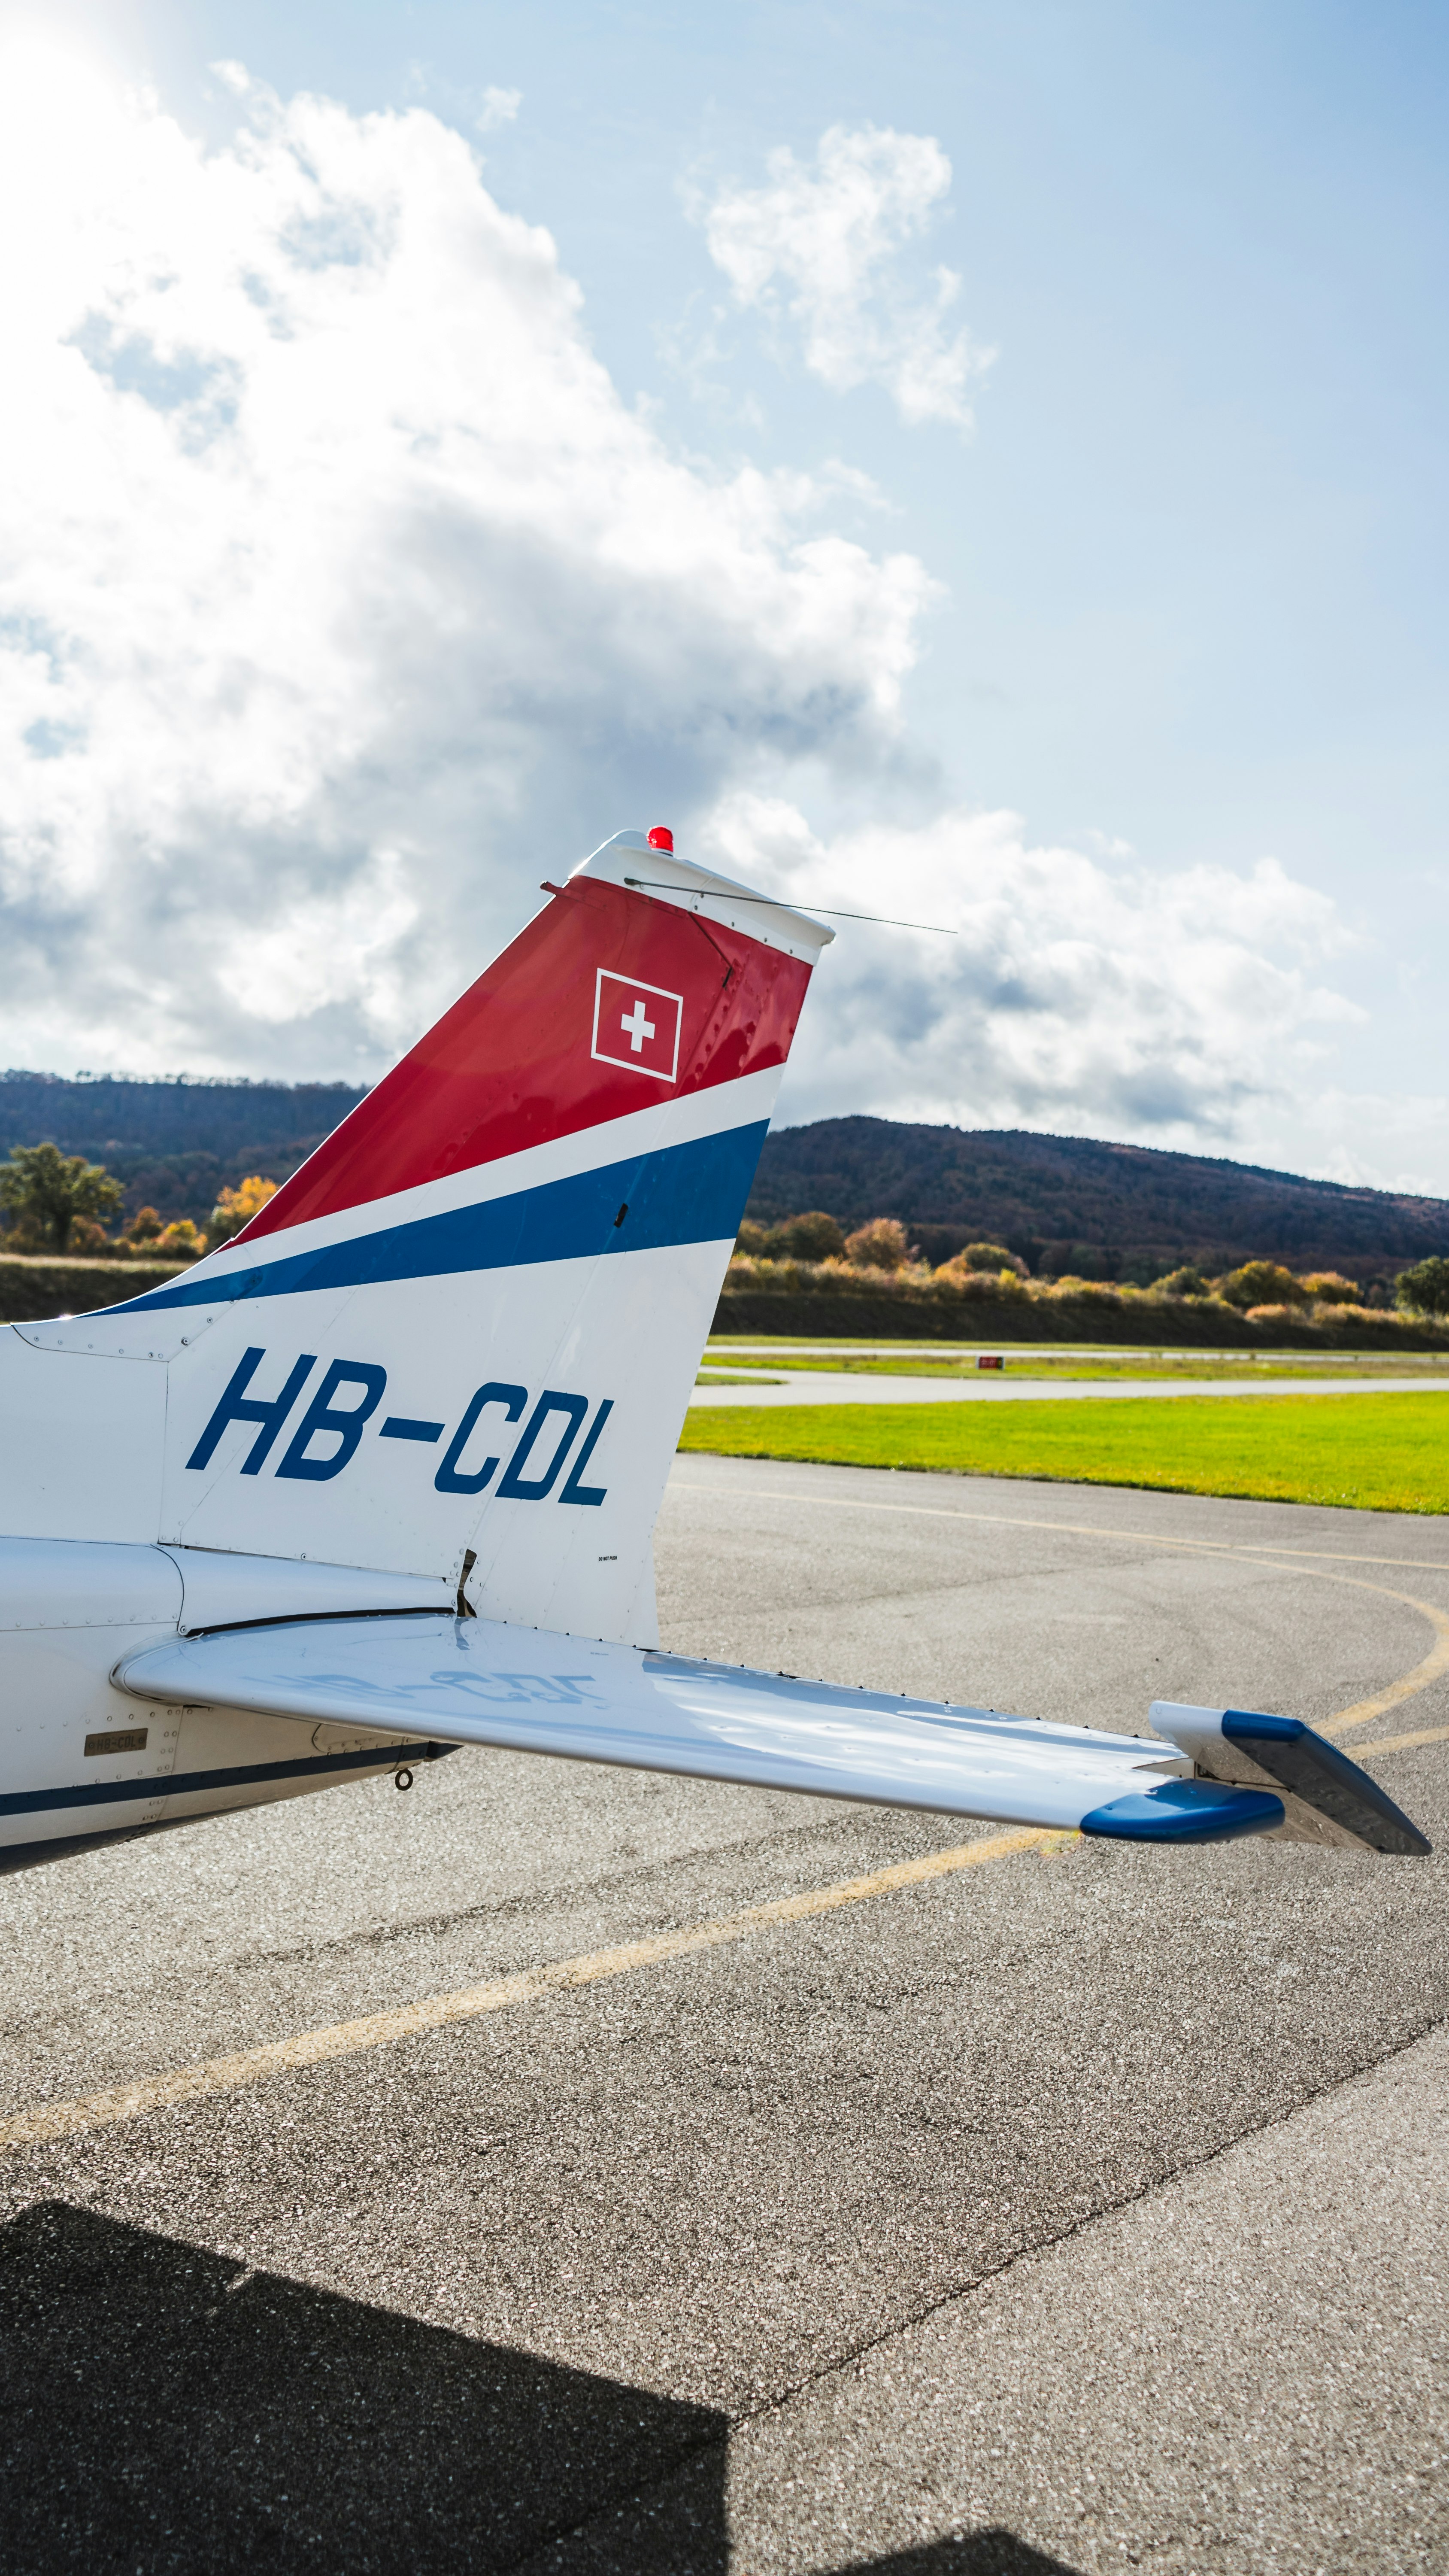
[24,834,831,1644]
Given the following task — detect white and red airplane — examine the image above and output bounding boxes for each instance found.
[0,830,1428,1872]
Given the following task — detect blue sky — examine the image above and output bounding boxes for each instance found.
[5,0,1447,1188]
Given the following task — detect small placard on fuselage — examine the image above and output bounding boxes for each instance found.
[84,1728,149,1758]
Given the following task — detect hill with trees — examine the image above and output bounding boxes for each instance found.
[0,1072,366,1233]
[747,1117,1449,1286]
[3,1079,1446,1288]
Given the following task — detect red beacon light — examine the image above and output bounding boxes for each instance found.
[646,825,674,852]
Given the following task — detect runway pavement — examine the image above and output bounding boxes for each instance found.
[0,1457,1444,2572]
[690,1366,1449,1406]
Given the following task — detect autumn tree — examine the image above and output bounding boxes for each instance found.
[153,1221,206,1259]
[209,1176,279,1245]
[735,1211,847,1261]
[844,1217,911,1271]
[774,1210,846,1261]
[1154,1265,1212,1298]
[961,1240,1029,1276]
[1395,1256,1449,1317]
[1216,1261,1309,1309]
[0,1142,123,1253]
[1300,1271,1361,1306]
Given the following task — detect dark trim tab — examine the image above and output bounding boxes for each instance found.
[1222,1708,1432,1856]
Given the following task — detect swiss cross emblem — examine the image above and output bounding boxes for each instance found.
[591,969,684,1084]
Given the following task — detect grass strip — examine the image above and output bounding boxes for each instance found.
[679,1393,1449,1514]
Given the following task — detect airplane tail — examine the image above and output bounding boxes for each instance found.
[20,832,832,1645]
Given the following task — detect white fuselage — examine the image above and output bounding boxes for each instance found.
[0,1536,454,1868]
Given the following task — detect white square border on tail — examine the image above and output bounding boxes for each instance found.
[591,969,685,1084]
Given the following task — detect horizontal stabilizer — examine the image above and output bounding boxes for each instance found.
[1150,1702,1430,1856]
[119,1613,1293,1844]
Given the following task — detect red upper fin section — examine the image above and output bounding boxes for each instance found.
[240,876,812,1241]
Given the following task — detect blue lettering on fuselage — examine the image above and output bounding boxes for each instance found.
[185,1351,612,1505]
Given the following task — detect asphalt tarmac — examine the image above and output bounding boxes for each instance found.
[0,1456,1444,2573]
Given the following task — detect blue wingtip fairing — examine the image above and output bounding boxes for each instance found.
[1080,1781,1286,1844]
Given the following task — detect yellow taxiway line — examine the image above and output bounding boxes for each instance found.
[1359,1724,1449,1757]
[0,1828,1067,2154]
[675,1479,1449,1745]
[3,1490,1443,2156]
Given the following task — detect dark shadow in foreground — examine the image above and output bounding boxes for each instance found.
[833,2539,1082,2574]
[0,2203,1084,2576]
[0,2201,726,2573]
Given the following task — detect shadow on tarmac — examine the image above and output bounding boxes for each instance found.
[0,2201,724,2570]
[0,2203,1080,2576]
[835,2543,1081,2574]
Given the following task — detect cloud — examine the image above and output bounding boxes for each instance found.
[476,86,521,133]
[0,41,934,1076]
[1276,1094,1449,1198]
[0,39,1379,1184]
[698,125,991,427]
[700,796,1364,1149]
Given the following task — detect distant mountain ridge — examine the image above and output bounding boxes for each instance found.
[0,1072,367,1231]
[3,1078,1445,1281]
[747,1116,1449,1283]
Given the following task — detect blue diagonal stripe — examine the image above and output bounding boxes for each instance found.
[113,1121,769,1313]
[0,1743,455,1817]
